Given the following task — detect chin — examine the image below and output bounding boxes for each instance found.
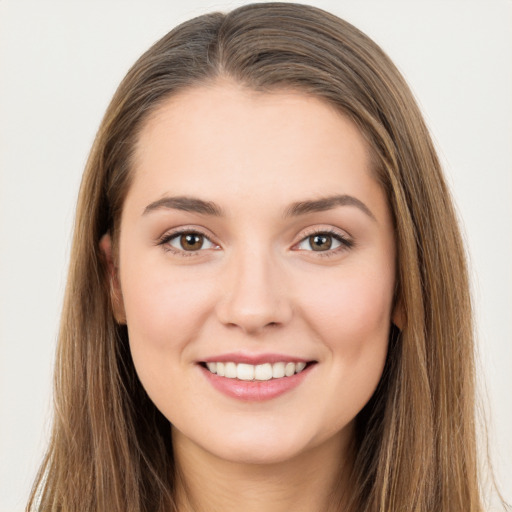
[189,419,339,466]
[205,438,308,466]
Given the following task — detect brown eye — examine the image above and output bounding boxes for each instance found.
[180,233,204,251]
[295,231,350,253]
[309,234,332,251]
[165,231,217,253]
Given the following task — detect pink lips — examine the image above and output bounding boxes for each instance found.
[199,353,315,401]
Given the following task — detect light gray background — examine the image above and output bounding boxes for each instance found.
[0,1,510,510]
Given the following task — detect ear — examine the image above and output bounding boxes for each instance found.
[99,233,126,324]
[392,297,404,331]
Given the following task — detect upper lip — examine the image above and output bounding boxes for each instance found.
[201,353,313,365]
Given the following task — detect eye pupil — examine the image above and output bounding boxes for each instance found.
[310,234,332,251]
[181,233,203,251]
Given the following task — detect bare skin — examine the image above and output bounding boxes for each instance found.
[101,79,398,510]
[173,424,353,512]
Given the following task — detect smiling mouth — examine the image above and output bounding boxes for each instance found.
[200,361,316,381]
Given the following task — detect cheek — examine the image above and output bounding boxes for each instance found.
[121,263,212,348]
[298,262,393,394]
[300,267,393,420]
[298,264,394,348]
[119,262,216,400]
[120,265,218,417]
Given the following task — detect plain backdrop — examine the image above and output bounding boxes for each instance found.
[0,1,510,510]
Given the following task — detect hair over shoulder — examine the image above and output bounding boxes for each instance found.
[28,3,487,511]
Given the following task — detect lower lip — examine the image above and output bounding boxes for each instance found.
[200,364,314,401]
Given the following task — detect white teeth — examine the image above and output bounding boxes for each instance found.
[296,362,306,372]
[237,363,255,381]
[205,361,309,380]
[254,363,273,381]
[225,362,237,379]
[285,362,295,377]
[272,362,285,378]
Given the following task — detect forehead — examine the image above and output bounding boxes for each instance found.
[126,81,382,216]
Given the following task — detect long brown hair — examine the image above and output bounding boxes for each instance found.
[28,3,485,511]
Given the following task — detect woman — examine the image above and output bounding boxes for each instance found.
[27,3,490,511]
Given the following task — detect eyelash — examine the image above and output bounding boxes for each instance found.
[157,227,354,257]
[157,228,217,257]
[296,228,354,258]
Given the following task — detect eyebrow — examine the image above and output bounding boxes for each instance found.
[142,193,376,221]
[143,196,224,216]
[284,194,376,221]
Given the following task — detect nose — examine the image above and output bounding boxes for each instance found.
[215,247,293,335]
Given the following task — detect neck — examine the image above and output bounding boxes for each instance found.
[172,427,354,512]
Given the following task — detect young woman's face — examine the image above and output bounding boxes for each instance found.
[111,82,397,465]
